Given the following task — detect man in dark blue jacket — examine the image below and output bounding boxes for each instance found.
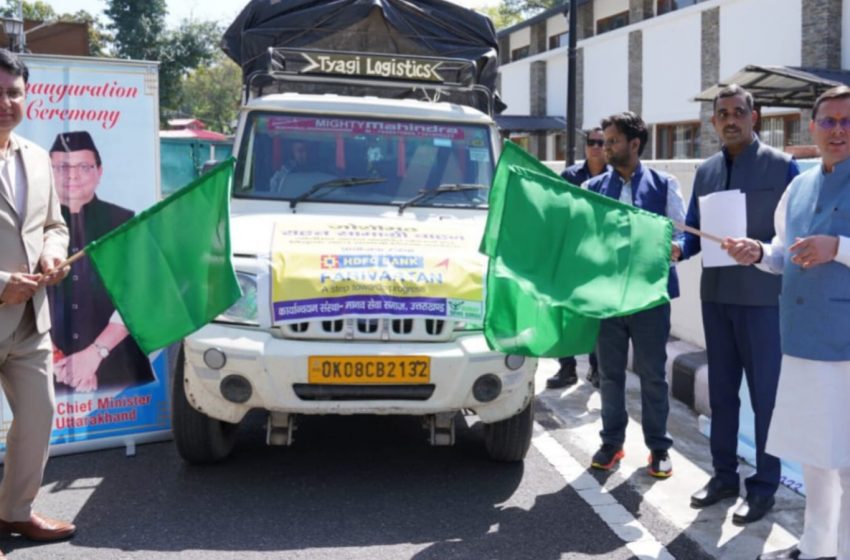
[679,85,799,525]
[587,112,685,479]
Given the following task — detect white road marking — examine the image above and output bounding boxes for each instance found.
[532,424,676,560]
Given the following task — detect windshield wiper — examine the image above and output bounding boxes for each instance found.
[290,177,386,210]
[397,183,487,215]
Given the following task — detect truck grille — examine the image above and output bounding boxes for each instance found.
[293,383,435,401]
[278,317,454,342]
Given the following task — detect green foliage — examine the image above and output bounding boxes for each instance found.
[498,0,564,20]
[106,0,221,118]
[479,6,522,30]
[177,52,242,134]
[104,0,166,61]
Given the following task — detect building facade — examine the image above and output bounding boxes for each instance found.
[496,0,850,161]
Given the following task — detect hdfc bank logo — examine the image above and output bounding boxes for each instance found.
[321,255,340,269]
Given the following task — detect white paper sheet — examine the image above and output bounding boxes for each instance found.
[699,189,747,268]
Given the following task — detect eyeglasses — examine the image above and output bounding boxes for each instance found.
[586,139,604,147]
[52,163,97,175]
[815,117,850,131]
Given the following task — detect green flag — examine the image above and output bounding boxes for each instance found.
[480,142,673,357]
[86,158,242,354]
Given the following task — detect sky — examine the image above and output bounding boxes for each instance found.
[47,0,501,28]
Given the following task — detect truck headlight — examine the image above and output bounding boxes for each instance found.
[216,272,258,325]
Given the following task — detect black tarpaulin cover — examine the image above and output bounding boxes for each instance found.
[222,0,500,96]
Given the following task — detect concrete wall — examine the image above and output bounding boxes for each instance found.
[500,63,531,115]
[642,11,702,124]
[596,0,629,21]
[845,0,850,68]
[509,27,531,52]
[582,32,629,129]
[718,0,801,78]
[546,51,568,117]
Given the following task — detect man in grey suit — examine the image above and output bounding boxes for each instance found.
[0,49,76,550]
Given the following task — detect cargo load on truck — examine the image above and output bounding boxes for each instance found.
[221,0,502,114]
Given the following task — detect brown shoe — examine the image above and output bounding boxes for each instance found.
[0,513,76,541]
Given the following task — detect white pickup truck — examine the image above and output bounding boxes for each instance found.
[171,4,537,464]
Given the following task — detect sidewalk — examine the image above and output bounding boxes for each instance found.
[534,343,806,559]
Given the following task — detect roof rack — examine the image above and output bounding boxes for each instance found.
[244,47,495,115]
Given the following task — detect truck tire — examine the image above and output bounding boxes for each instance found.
[172,345,239,464]
[484,399,534,462]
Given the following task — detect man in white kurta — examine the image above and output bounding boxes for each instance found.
[725,85,850,560]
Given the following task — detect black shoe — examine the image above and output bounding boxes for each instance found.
[586,367,600,389]
[591,443,624,470]
[546,364,578,389]
[690,477,739,508]
[756,544,836,560]
[732,494,775,525]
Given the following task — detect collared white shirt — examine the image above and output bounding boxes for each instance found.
[0,136,25,216]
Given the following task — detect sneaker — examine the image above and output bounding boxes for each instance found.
[648,450,673,478]
[586,367,600,389]
[546,364,578,389]
[591,443,624,470]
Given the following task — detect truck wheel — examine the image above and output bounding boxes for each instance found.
[172,346,239,464]
[484,399,534,462]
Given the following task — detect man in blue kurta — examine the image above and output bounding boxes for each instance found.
[726,85,850,560]
[547,127,610,390]
[586,112,685,478]
[679,85,799,525]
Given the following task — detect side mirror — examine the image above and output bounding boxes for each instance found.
[201,160,220,175]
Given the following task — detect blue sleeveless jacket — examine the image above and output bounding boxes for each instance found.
[780,159,850,361]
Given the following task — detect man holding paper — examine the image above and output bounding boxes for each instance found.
[678,85,799,525]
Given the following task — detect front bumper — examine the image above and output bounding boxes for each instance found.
[182,323,537,424]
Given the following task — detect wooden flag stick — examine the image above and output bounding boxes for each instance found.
[673,221,725,245]
[57,248,87,271]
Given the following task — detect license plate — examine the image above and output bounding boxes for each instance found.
[308,356,431,384]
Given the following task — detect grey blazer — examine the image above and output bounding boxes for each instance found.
[0,133,69,341]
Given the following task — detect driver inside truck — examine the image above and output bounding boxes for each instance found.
[270,140,309,191]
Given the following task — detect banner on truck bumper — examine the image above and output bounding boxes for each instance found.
[271,216,486,323]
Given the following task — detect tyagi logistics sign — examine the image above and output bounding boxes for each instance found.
[270,217,486,323]
[301,52,444,82]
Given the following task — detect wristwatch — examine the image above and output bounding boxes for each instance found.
[93,342,110,359]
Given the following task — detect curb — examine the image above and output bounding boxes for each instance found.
[666,337,710,417]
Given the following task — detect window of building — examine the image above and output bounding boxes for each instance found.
[510,134,530,152]
[657,0,699,16]
[596,11,629,34]
[759,114,801,150]
[656,122,700,159]
[511,45,530,62]
[554,133,566,162]
[549,32,568,50]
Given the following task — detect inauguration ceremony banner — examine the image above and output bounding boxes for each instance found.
[271,216,486,324]
[0,54,168,461]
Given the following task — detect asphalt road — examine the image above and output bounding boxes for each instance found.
[0,357,802,559]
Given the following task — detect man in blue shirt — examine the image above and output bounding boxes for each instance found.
[586,112,685,479]
[547,127,610,389]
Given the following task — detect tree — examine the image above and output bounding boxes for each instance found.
[106,0,221,118]
[498,0,564,20]
[158,19,222,118]
[177,51,241,134]
[105,0,166,61]
[480,6,522,30]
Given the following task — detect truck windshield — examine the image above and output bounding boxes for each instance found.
[233,112,494,208]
